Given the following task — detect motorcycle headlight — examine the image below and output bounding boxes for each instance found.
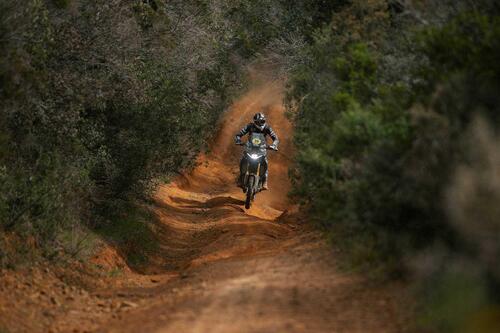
[249,153,260,160]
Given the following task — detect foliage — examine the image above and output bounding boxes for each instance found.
[0,0,306,265]
[287,0,500,331]
[51,0,70,9]
[3,0,500,331]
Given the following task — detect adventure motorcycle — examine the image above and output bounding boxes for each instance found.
[236,132,277,209]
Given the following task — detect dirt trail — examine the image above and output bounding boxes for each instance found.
[0,80,410,333]
[99,80,409,333]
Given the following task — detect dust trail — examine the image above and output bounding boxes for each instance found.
[165,79,293,219]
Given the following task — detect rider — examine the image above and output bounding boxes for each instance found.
[235,112,279,190]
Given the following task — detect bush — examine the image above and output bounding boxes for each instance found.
[1,0,338,266]
[1,0,308,265]
[288,1,500,330]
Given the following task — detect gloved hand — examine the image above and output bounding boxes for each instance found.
[269,144,278,151]
[235,137,242,145]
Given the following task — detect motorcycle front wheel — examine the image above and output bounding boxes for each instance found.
[245,176,254,209]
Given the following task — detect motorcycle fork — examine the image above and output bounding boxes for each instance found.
[244,161,261,191]
[244,160,249,185]
[256,162,261,189]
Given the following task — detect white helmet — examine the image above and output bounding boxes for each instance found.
[253,112,266,130]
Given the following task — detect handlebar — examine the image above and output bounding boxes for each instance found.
[235,141,278,151]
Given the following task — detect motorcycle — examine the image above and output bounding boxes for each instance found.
[236,132,277,209]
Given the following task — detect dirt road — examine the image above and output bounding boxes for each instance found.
[100,80,408,333]
[0,81,410,333]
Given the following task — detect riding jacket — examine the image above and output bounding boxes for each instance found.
[235,123,279,147]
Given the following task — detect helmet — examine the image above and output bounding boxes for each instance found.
[253,112,266,129]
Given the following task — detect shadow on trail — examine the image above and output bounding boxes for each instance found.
[169,196,245,209]
[153,197,245,217]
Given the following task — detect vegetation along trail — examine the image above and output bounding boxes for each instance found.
[3,2,500,332]
[0,80,410,332]
[91,80,409,332]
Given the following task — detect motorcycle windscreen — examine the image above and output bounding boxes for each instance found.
[243,132,267,177]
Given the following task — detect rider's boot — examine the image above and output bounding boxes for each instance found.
[261,165,269,191]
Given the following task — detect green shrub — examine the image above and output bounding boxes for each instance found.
[1,0,328,267]
[288,2,500,330]
[52,0,70,9]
